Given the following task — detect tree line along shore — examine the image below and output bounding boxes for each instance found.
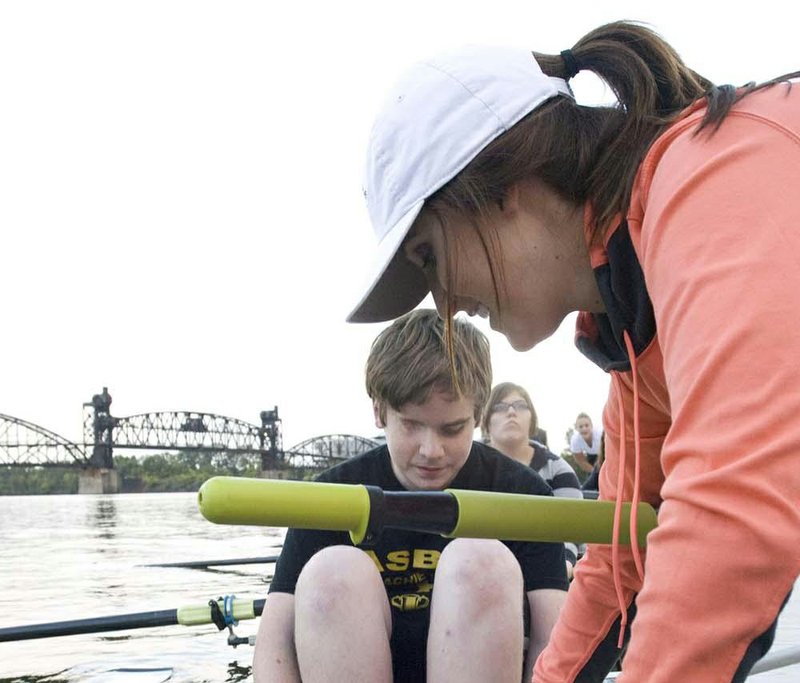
[1,448,590,495]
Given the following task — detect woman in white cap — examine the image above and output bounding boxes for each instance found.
[347,21,800,683]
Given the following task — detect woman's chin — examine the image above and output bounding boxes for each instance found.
[502,318,561,352]
[501,327,539,352]
[507,336,536,352]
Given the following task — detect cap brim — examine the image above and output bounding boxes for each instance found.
[347,199,430,323]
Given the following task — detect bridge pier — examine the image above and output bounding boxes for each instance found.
[78,468,120,494]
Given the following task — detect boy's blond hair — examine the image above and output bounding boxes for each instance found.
[365,309,491,423]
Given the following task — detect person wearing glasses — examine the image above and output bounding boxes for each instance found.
[254,310,567,683]
[482,382,583,578]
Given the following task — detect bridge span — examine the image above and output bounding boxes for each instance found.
[1,388,380,493]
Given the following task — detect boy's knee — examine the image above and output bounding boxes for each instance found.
[437,538,523,596]
[295,545,383,616]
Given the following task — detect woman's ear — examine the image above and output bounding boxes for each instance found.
[500,182,522,215]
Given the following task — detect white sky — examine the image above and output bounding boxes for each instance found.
[1,1,796,453]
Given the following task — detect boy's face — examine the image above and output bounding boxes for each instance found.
[375,388,476,491]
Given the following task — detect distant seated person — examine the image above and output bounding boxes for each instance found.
[253,310,568,683]
[570,412,602,481]
[581,431,605,494]
[482,382,583,578]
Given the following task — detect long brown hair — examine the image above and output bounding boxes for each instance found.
[428,20,799,238]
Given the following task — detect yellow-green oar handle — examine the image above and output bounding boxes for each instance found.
[447,489,656,546]
[199,476,657,546]
[177,597,258,626]
[198,476,371,544]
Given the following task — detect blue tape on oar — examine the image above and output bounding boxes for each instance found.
[222,595,238,627]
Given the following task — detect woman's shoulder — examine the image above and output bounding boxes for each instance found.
[635,83,800,211]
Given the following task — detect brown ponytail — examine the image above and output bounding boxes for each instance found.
[535,22,712,231]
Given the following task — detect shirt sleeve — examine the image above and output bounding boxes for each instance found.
[547,457,584,564]
[592,427,603,454]
[548,457,582,500]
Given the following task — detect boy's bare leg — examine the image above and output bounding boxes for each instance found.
[253,592,300,683]
[294,545,393,683]
[427,538,525,682]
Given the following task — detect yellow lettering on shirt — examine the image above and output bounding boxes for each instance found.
[412,549,440,569]
[390,593,430,611]
[364,549,383,572]
[384,572,428,587]
[385,550,410,571]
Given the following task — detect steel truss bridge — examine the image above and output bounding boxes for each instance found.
[1,388,379,473]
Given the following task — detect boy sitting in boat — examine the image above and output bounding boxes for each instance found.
[253,309,568,683]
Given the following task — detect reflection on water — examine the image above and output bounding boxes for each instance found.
[0,492,796,681]
[224,662,252,682]
[0,493,280,682]
[88,497,118,541]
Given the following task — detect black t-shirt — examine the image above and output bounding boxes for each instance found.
[269,441,568,682]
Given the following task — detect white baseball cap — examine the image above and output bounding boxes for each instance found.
[347,45,573,323]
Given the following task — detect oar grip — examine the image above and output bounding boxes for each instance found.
[446,490,657,546]
[177,598,257,626]
[198,476,372,544]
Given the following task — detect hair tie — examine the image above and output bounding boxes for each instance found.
[560,49,581,80]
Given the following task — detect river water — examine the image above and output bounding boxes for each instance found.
[0,492,797,682]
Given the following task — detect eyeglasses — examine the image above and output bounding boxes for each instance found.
[490,400,530,414]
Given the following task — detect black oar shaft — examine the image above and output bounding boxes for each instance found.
[146,555,280,568]
[0,599,266,643]
[0,608,178,642]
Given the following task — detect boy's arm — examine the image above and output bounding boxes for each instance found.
[253,592,300,683]
[524,589,567,681]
